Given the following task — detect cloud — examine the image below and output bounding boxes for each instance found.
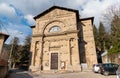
[0,0,52,15]
[24,14,35,25]
[3,23,32,45]
[0,3,17,20]
[1,0,120,27]
[0,2,33,44]
[65,0,88,9]
[0,3,23,25]
[79,0,120,27]
[0,0,120,44]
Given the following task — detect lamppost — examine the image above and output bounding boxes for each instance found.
[8,32,23,70]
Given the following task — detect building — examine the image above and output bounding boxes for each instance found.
[0,33,9,54]
[29,6,97,73]
[101,51,120,64]
[0,32,9,78]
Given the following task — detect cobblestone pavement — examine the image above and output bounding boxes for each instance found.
[7,69,116,78]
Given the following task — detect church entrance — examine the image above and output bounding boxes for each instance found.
[51,53,58,70]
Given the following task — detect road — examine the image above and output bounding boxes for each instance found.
[7,69,116,78]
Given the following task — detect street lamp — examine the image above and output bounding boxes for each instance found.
[8,32,23,70]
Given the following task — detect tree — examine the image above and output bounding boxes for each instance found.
[103,4,120,54]
[98,22,107,51]
[10,37,21,68]
[111,15,120,43]
[23,36,31,51]
[93,25,99,46]
[93,22,111,51]
[19,36,31,70]
[104,32,111,50]
[108,15,120,54]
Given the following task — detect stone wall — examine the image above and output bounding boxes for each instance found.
[0,35,4,54]
[30,8,81,73]
[30,6,97,73]
[102,52,120,64]
[80,19,97,69]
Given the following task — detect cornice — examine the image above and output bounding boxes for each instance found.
[32,30,79,37]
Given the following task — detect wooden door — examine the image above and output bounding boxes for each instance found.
[51,53,58,69]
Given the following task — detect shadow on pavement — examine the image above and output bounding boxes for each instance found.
[7,69,33,78]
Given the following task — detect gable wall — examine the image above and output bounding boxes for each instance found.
[33,8,78,35]
[30,8,82,72]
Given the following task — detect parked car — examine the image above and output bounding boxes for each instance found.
[99,63,119,76]
[93,64,102,73]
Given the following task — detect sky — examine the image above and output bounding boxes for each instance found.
[0,0,120,44]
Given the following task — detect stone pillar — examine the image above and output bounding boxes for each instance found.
[29,40,35,71]
[66,39,73,71]
[67,39,71,65]
[30,41,36,66]
[72,38,81,71]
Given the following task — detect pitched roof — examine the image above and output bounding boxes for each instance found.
[0,32,9,42]
[34,5,79,20]
[80,17,94,25]
[30,25,35,28]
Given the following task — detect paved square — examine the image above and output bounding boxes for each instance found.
[8,69,116,78]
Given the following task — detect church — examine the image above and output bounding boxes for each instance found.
[29,6,97,73]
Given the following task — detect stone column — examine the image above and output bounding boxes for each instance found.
[66,38,74,71]
[29,40,36,71]
[67,39,71,65]
[30,41,36,66]
[72,38,81,71]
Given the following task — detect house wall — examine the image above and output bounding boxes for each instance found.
[0,35,4,55]
[0,34,8,78]
[102,52,120,64]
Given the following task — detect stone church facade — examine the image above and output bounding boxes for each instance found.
[29,6,97,73]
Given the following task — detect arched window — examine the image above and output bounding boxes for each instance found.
[49,26,61,32]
